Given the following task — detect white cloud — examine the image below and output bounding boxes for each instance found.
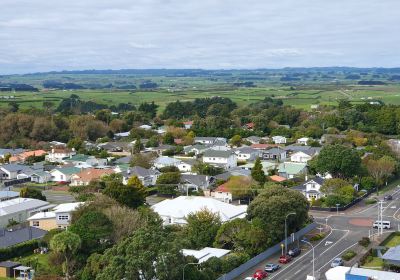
[0,0,399,73]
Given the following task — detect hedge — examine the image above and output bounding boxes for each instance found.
[342,250,357,261]
[0,239,39,261]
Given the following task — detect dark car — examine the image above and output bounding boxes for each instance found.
[252,269,268,279]
[265,263,280,272]
[288,247,301,257]
[384,195,393,201]
[279,255,293,264]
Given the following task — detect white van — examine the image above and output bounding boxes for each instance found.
[373,220,391,229]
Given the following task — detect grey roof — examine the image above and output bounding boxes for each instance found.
[0,198,50,216]
[235,146,258,154]
[264,148,286,155]
[214,168,251,180]
[246,136,261,142]
[181,174,215,188]
[293,176,325,192]
[0,164,28,173]
[203,150,234,158]
[382,245,400,262]
[0,261,21,268]
[0,227,47,248]
[115,156,132,164]
[124,166,160,178]
[0,148,25,156]
[284,145,312,152]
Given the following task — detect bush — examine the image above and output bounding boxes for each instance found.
[0,239,39,261]
[360,248,373,265]
[342,250,357,261]
[310,233,326,241]
[358,237,371,248]
[364,199,377,205]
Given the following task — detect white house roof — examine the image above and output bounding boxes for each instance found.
[53,202,84,213]
[181,247,231,263]
[27,211,56,220]
[151,196,247,223]
[0,198,50,216]
[154,156,181,166]
[325,266,400,280]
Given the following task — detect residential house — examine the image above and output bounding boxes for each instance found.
[194,137,222,145]
[9,150,47,164]
[296,137,310,145]
[0,227,47,249]
[181,247,230,263]
[240,161,276,174]
[151,196,247,225]
[50,167,81,182]
[30,171,52,184]
[180,174,216,192]
[262,147,287,161]
[202,150,237,170]
[0,191,19,202]
[0,164,29,180]
[234,146,260,162]
[250,143,277,150]
[70,168,115,186]
[97,142,132,156]
[153,156,192,172]
[0,198,52,228]
[183,121,193,129]
[210,183,233,203]
[214,168,251,181]
[292,176,325,201]
[278,162,307,179]
[269,175,287,182]
[115,156,132,165]
[326,266,400,280]
[114,131,130,139]
[122,166,160,186]
[245,136,262,144]
[147,144,175,155]
[243,122,255,130]
[0,148,25,159]
[139,124,152,130]
[64,154,108,168]
[28,202,83,230]
[184,144,210,156]
[272,136,287,144]
[45,148,76,163]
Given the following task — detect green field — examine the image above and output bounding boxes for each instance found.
[2,84,400,112]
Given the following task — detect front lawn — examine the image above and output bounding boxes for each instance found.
[13,253,61,276]
[363,256,384,270]
[384,235,400,248]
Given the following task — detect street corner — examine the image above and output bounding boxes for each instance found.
[348,218,374,227]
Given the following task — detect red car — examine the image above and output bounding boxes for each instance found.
[278,255,292,264]
[253,269,268,279]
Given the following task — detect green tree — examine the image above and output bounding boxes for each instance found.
[186,209,222,249]
[20,187,46,201]
[320,178,351,195]
[50,231,81,280]
[133,138,143,154]
[130,152,157,169]
[163,132,174,145]
[103,176,146,209]
[247,185,309,245]
[230,135,242,147]
[156,172,181,185]
[313,144,361,178]
[251,157,266,184]
[69,210,113,255]
[366,156,396,186]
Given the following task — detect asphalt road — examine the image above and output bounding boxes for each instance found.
[236,186,400,280]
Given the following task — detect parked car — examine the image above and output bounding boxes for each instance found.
[384,195,393,201]
[279,255,293,264]
[253,269,268,279]
[265,263,280,272]
[331,257,344,268]
[288,247,301,257]
[373,220,391,229]
[244,277,255,280]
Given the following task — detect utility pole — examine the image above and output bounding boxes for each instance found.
[377,200,384,236]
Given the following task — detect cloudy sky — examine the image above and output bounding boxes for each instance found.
[1,0,399,74]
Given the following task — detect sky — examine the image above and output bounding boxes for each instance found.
[0,0,399,74]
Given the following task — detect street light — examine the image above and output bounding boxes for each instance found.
[285,212,296,255]
[301,239,315,280]
[183,262,199,280]
[336,203,340,215]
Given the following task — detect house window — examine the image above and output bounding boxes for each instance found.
[32,221,39,227]
[58,215,69,220]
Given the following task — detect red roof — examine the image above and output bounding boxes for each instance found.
[245,122,255,129]
[215,183,230,193]
[269,175,287,182]
[251,143,276,150]
[183,121,193,125]
[174,138,183,144]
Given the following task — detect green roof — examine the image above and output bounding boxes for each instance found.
[64,154,90,162]
[53,167,81,175]
[278,162,307,174]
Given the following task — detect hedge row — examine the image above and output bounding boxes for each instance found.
[0,239,39,261]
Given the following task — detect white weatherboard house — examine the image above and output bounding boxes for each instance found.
[234,146,260,162]
[272,136,287,144]
[292,177,325,201]
[202,150,237,170]
[0,198,52,228]
[290,151,313,163]
[296,137,310,145]
[151,196,247,225]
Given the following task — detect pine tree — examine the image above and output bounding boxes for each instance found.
[251,157,266,184]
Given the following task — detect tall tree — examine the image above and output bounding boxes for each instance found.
[50,231,81,280]
[251,157,266,184]
[186,209,222,249]
[366,156,396,186]
[20,187,46,201]
[103,176,146,209]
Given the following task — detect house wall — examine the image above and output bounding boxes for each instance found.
[0,210,29,228]
[212,192,232,203]
[29,218,58,231]
[50,170,69,182]
[291,153,311,163]
[56,212,72,227]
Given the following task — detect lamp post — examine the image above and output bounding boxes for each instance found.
[301,239,315,280]
[285,212,296,255]
[336,203,340,215]
[183,262,199,280]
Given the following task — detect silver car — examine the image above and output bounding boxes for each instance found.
[331,257,344,268]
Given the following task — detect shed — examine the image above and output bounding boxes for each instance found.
[0,261,21,278]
